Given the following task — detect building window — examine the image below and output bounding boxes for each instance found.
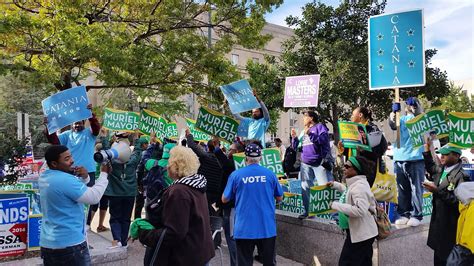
[231,54,239,65]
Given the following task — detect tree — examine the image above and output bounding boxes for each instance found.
[0,133,28,185]
[0,0,282,108]
[251,0,450,140]
[434,81,474,113]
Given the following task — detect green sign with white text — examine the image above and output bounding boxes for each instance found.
[195,107,239,143]
[102,108,140,132]
[448,112,474,148]
[309,185,341,215]
[232,148,284,177]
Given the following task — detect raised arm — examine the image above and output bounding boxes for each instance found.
[185,130,207,158]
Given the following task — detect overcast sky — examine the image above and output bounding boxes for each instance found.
[265,0,473,81]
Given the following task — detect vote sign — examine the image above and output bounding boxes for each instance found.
[42,86,91,134]
[368,9,425,90]
[0,197,29,257]
[284,75,320,107]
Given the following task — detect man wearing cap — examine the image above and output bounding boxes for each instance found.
[422,140,470,266]
[389,97,425,226]
[299,110,331,219]
[222,144,283,266]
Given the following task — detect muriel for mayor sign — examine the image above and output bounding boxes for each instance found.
[368,9,425,90]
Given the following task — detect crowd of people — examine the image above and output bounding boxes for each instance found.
[37,95,473,266]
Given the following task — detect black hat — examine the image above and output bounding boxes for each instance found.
[245,143,262,157]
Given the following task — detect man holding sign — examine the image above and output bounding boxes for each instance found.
[389,97,425,227]
[44,103,101,188]
[233,90,270,147]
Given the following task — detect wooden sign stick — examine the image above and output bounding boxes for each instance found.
[395,88,401,148]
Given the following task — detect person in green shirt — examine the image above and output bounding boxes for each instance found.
[103,134,148,248]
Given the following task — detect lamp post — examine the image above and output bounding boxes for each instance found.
[137,96,150,111]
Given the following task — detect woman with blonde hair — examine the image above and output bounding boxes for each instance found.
[139,146,215,265]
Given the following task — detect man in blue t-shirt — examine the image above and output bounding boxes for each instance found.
[39,145,110,265]
[222,144,283,266]
[44,104,101,186]
[389,97,425,227]
[233,90,270,146]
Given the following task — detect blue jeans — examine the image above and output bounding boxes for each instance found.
[394,160,425,220]
[223,208,237,266]
[300,162,331,216]
[41,241,91,266]
[109,196,135,246]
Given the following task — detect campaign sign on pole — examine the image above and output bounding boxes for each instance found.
[448,112,474,148]
[338,121,372,151]
[220,79,260,114]
[406,109,449,148]
[309,185,341,216]
[28,214,42,251]
[284,75,320,107]
[195,107,239,144]
[277,192,305,215]
[185,118,211,142]
[165,122,179,140]
[103,108,140,132]
[233,148,284,177]
[138,109,168,142]
[0,197,29,257]
[368,9,425,90]
[42,86,91,134]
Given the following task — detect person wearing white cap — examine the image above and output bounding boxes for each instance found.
[222,143,283,266]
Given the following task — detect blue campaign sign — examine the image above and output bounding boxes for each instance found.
[0,197,29,257]
[220,79,261,114]
[368,9,425,90]
[28,215,42,251]
[42,86,92,134]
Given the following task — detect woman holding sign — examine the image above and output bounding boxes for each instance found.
[328,156,378,266]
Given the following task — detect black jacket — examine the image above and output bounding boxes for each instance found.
[214,148,235,209]
[186,134,223,206]
[423,152,470,260]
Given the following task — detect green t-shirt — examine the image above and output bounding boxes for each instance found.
[338,189,349,230]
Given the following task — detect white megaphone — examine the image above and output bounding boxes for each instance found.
[94,140,132,164]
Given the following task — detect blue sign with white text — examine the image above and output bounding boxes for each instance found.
[220,79,261,114]
[42,86,91,134]
[28,215,42,251]
[368,10,425,90]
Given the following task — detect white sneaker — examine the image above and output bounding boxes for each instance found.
[395,217,410,225]
[108,241,122,249]
[407,218,421,227]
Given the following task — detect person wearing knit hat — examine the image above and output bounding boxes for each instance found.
[328,156,378,265]
[222,143,283,265]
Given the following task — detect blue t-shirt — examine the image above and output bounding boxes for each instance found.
[223,164,283,239]
[239,117,270,146]
[58,128,97,172]
[393,115,423,161]
[39,169,88,248]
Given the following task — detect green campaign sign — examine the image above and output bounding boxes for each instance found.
[422,192,433,216]
[195,107,239,144]
[185,118,212,142]
[277,192,305,215]
[406,109,449,148]
[233,148,284,177]
[338,121,372,151]
[448,112,474,148]
[138,109,168,142]
[102,108,140,132]
[309,185,341,215]
[165,122,179,140]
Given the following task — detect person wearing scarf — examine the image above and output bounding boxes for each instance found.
[138,146,215,266]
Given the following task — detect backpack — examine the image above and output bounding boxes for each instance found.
[373,201,391,240]
[145,185,167,228]
[283,146,297,173]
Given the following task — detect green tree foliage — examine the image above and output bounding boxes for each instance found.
[434,81,474,113]
[0,0,282,109]
[248,1,450,140]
